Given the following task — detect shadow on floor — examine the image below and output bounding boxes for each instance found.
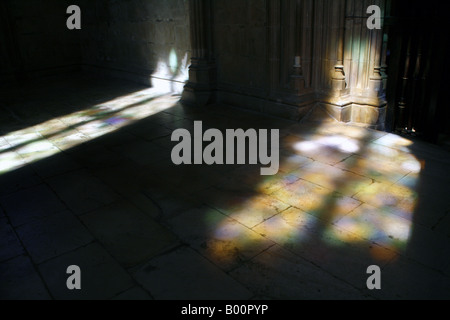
[0,74,449,300]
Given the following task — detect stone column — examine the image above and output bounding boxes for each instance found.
[331,0,347,95]
[181,0,216,107]
[368,4,384,98]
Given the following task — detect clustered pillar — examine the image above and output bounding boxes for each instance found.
[181,0,216,107]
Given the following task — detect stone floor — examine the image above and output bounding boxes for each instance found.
[1,73,450,300]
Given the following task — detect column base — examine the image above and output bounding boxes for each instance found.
[180,60,216,107]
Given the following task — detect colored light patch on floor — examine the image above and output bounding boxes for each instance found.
[254,207,316,247]
[0,91,178,175]
[208,122,421,261]
[354,182,418,221]
[168,207,274,271]
[208,191,290,229]
[334,204,412,251]
[291,162,373,196]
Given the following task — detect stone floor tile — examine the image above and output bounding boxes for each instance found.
[372,133,414,152]
[70,144,129,169]
[353,182,418,222]
[49,131,90,151]
[334,204,413,254]
[132,246,253,300]
[152,162,225,194]
[46,169,119,215]
[35,119,69,137]
[80,201,178,268]
[16,210,94,264]
[15,139,60,163]
[112,286,153,300]
[0,151,27,176]
[2,75,450,300]
[167,206,274,271]
[253,173,301,196]
[111,139,169,166]
[0,255,51,300]
[161,103,203,120]
[38,243,134,300]
[320,123,388,142]
[291,161,373,197]
[89,161,152,197]
[151,134,177,150]
[30,152,81,179]
[219,163,301,195]
[124,192,164,220]
[400,171,450,229]
[141,188,203,221]
[0,184,66,227]
[214,165,264,192]
[278,152,314,174]
[230,245,367,300]
[403,223,450,273]
[272,179,361,220]
[412,194,450,230]
[370,257,450,300]
[92,131,140,149]
[254,207,396,289]
[434,211,450,238]
[76,121,117,139]
[254,207,333,250]
[336,154,408,183]
[288,137,353,166]
[4,131,43,148]
[0,136,9,150]
[124,123,173,141]
[0,218,24,262]
[0,166,43,196]
[204,186,290,229]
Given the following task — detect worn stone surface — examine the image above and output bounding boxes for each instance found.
[16,210,94,264]
[370,257,450,300]
[81,201,178,268]
[0,75,449,300]
[0,218,24,262]
[167,206,274,271]
[291,161,373,197]
[46,169,119,215]
[230,245,367,300]
[112,287,153,300]
[0,184,66,227]
[132,246,253,300]
[205,186,290,229]
[0,255,51,300]
[39,243,134,300]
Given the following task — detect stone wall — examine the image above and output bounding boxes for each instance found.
[79,0,191,92]
[1,0,389,127]
[0,0,81,82]
[0,0,191,92]
[199,0,388,128]
[214,0,267,95]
